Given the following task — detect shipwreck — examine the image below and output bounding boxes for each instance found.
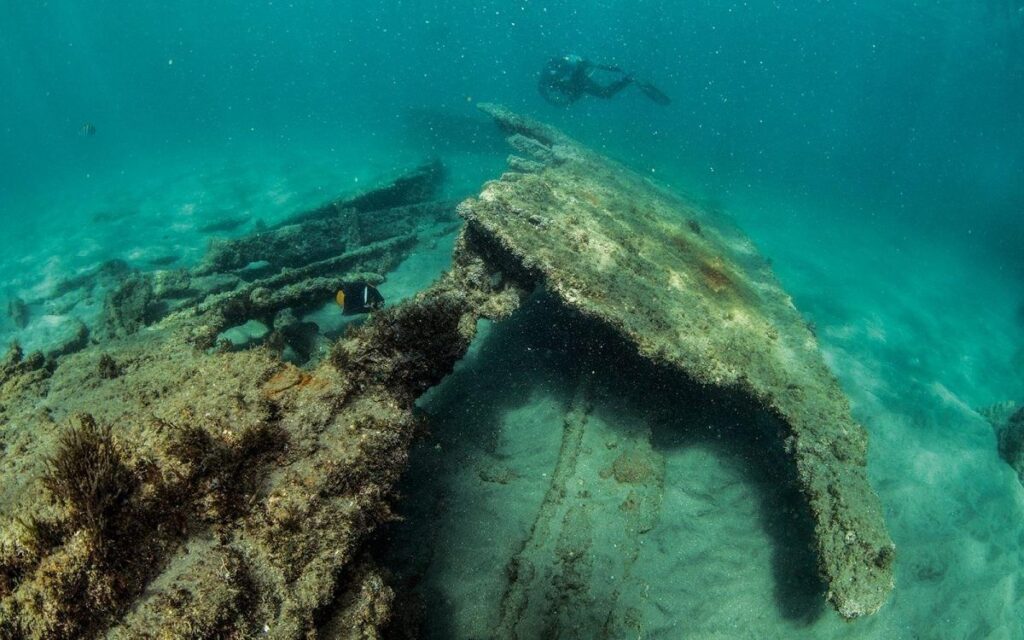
[0,105,893,638]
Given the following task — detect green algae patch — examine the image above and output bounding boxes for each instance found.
[458,103,895,619]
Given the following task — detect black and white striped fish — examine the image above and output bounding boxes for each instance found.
[335,282,384,316]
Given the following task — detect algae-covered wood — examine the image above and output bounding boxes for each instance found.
[0,170,518,639]
[459,103,895,618]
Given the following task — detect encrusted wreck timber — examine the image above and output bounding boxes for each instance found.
[0,225,524,639]
[198,200,453,276]
[184,234,418,347]
[271,159,446,230]
[456,103,896,619]
[16,163,449,364]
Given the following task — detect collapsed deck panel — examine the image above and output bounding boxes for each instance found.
[458,103,895,618]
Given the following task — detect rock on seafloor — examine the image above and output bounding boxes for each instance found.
[984,402,1024,486]
[0,106,892,639]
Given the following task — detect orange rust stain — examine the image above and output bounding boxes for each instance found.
[298,373,329,392]
[263,365,316,399]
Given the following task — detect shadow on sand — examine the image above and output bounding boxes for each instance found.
[378,292,826,638]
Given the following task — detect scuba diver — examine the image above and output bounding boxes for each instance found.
[538,54,671,107]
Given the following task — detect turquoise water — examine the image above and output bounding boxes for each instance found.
[2,1,1023,638]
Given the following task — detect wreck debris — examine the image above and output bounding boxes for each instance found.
[151,165,453,355]
[197,214,250,234]
[162,164,453,349]
[0,212,522,640]
[997,407,1024,484]
[0,106,894,637]
[148,166,453,352]
[6,297,28,330]
[493,380,649,639]
[186,236,415,349]
[99,272,156,341]
[983,402,1024,485]
[457,103,895,619]
[273,159,445,229]
[9,163,454,366]
[50,259,132,300]
[196,200,449,276]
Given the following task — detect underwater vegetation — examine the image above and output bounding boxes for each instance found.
[6,414,142,638]
[0,404,285,639]
[42,414,134,551]
[0,107,894,637]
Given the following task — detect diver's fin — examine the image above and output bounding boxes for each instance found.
[636,81,671,106]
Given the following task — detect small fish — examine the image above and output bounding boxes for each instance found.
[79,122,97,136]
[335,282,384,316]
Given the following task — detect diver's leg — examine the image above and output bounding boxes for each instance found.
[584,76,633,99]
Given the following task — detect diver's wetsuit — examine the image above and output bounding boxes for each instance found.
[539,55,634,106]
